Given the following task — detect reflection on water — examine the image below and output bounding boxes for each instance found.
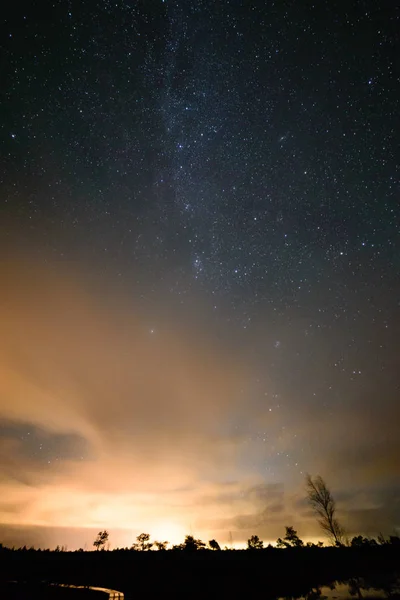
[281,577,400,600]
[4,582,124,599]
[89,587,123,599]
[57,584,124,599]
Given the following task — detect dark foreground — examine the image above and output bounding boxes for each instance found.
[3,583,109,600]
[1,546,399,599]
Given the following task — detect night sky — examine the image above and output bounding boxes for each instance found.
[0,1,399,549]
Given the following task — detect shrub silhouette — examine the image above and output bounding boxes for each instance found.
[154,541,168,551]
[208,539,221,550]
[93,530,109,551]
[247,535,263,550]
[277,526,304,548]
[173,535,206,551]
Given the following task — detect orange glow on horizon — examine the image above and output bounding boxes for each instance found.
[0,260,397,551]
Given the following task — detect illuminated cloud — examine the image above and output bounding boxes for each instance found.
[0,259,398,548]
[0,260,251,544]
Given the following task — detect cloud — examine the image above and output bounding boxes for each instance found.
[0,259,252,543]
[0,258,398,548]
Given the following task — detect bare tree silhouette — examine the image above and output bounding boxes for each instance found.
[306,474,345,546]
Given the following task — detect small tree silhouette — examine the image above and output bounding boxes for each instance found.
[132,533,153,551]
[175,535,206,551]
[351,535,378,548]
[389,536,400,546]
[277,526,304,548]
[93,530,109,551]
[208,539,221,550]
[154,541,168,551]
[247,535,263,550]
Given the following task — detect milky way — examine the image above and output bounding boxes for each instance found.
[0,1,399,548]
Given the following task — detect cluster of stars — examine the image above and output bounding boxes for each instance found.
[0,0,398,479]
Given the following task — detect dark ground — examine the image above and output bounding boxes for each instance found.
[2,582,108,600]
[1,546,399,599]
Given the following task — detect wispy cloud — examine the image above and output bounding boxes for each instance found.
[0,259,398,548]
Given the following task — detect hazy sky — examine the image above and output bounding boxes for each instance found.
[0,1,399,549]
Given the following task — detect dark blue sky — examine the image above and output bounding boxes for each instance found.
[0,0,399,548]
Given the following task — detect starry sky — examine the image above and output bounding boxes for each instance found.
[0,0,399,549]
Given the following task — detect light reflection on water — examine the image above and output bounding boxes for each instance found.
[280,578,400,600]
[57,584,124,599]
[88,587,123,599]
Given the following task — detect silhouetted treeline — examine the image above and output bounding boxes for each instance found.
[2,476,399,598]
[1,542,399,600]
